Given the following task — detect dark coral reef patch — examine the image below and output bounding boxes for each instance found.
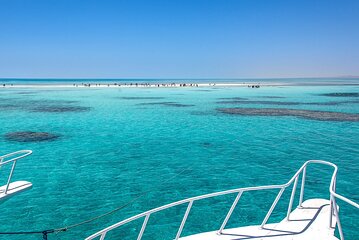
[0,104,19,111]
[319,92,359,97]
[27,99,80,104]
[0,98,87,113]
[5,131,60,142]
[216,100,359,106]
[217,97,248,101]
[30,105,91,113]
[119,97,165,100]
[217,107,359,122]
[138,102,195,107]
[216,100,300,105]
[258,96,285,99]
[15,91,38,95]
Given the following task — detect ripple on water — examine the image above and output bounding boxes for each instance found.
[191,89,216,92]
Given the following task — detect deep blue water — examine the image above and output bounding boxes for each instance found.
[0,85,358,239]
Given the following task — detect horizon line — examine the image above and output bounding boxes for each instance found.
[1,76,359,80]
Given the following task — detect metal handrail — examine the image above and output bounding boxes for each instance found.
[0,150,32,195]
[86,160,358,240]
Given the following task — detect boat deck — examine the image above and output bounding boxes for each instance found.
[180,199,337,240]
[0,181,33,201]
[85,160,358,240]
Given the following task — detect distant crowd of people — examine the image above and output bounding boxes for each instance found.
[1,82,262,88]
[73,82,202,87]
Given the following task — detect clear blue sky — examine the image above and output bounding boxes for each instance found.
[0,0,358,78]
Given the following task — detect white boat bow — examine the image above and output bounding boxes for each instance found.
[85,160,358,240]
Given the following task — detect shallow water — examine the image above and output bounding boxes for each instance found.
[0,85,358,239]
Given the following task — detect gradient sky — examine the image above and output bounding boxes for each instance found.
[0,0,358,78]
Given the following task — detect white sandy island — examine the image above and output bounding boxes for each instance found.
[0,82,287,89]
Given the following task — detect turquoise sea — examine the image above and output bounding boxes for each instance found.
[0,82,358,239]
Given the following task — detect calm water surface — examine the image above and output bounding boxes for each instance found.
[0,85,358,239]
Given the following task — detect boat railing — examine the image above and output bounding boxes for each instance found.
[86,160,358,240]
[0,150,32,195]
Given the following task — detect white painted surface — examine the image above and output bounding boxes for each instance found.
[0,181,32,201]
[179,199,338,240]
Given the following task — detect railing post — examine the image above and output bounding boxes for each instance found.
[329,176,337,228]
[332,198,344,240]
[286,176,298,220]
[4,161,17,194]
[298,167,306,207]
[99,232,107,240]
[218,191,243,234]
[137,214,150,240]
[260,188,285,228]
[329,196,334,228]
[175,201,193,240]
